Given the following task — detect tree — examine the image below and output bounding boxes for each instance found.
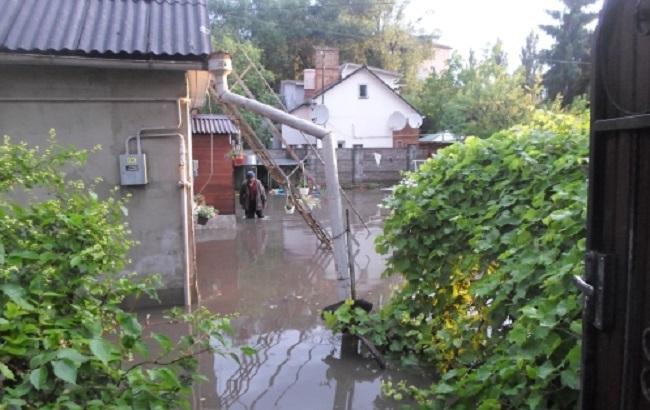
[326,109,589,409]
[207,34,279,147]
[0,134,248,407]
[413,42,534,137]
[521,31,542,92]
[407,53,462,134]
[208,0,433,91]
[540,0,597,105]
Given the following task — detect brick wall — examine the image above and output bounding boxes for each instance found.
[393,125,421,147]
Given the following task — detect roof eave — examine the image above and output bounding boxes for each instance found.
[0,52,208,71]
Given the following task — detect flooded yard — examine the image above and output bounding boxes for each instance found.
[148,189,427,409]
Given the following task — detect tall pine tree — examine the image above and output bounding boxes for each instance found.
[520,31,541,92]
[540,0,597,105]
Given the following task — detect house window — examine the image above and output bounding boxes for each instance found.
[359,84,368,99]
[337,141,345,148]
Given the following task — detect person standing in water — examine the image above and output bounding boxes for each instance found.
[240,170,267,219]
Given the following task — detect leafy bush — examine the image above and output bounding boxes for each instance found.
[326,111,588,409]
[0,133,244,409]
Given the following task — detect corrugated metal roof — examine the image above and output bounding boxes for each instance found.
[192,114,240,135]
[419,131,461,143]
[0,0,211,59]
[274,158,299,166]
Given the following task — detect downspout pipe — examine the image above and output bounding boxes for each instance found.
[126,131,193,307]
[208,52,350,286]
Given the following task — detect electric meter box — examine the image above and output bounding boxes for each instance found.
[119,153,148,186]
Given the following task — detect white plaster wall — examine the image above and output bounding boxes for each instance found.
[282,70,418,148]
[282,105,317,146]
[280,81,305,111]
[340,65,400,90]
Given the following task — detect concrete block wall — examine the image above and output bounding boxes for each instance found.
[0,64,192,306]
[286,146,428,187]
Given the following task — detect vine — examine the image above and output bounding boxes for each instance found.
[326,110,588,409]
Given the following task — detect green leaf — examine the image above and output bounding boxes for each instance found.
[0,284,34,310]
[0,242,5,265]
[434,382,455,395]
[57,348,88,364]
[527,392,543,409]
[29,367,48,390]
[89,339,115,365]
[561,368,579,390]
[537,362,556,380]
[478,399,501,410]
[52,359,77,384]
[152,333,173,355]
[240,346,256,356]
[0,361,15,380]
[118,313,142,337]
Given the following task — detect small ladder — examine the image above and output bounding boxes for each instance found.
[220,102,333,249]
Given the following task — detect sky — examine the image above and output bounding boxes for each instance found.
[405,0,603,66]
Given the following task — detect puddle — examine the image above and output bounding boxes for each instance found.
[146,189,430,409]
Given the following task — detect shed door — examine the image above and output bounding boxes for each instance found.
[582,0,650,408]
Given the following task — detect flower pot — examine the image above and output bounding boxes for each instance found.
[298,187,310,197]
[233,156,244,166]
[197,215,209,225]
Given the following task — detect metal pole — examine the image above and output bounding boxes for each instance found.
[208,52,350,283]
[322,133,350,282]
[346,209,356,300]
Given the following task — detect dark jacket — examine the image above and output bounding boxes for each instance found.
[239,179,266,211]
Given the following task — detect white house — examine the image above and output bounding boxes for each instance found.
[281,48,423,149]
[340,63,402,90]
[280,80,305,111]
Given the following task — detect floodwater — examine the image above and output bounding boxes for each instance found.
[148,190,429,409]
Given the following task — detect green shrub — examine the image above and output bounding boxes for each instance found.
[0,133,245,409]
[326,110,588,409]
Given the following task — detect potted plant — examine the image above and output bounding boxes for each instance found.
[227,148,245,166]
[298,179,310,197]
[300,194,320,211]
[195,204,217,225]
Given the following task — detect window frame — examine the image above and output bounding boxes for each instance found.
[358,84,368,99]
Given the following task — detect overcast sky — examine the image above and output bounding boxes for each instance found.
[406,0,604,66]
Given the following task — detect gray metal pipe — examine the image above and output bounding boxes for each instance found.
[136,132,193,307]
[208,52,350,286]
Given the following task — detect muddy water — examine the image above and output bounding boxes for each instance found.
[164,190,428,409]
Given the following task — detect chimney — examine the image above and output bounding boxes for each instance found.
[303,69,316,99]
[313,47,340,96]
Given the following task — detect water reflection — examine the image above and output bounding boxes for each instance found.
[188,190,427,409]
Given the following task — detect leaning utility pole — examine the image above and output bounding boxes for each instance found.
[208,52,350,285]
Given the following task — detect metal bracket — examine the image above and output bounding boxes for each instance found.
[575,252,615,331]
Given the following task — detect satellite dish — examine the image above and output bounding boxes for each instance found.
[311,104,330,125]
[408,113,423,128]
[388,111,407,131]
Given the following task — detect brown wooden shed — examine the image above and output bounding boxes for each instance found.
[191,114,239,215]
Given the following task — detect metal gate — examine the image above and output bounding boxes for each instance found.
[582,0,650,408]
